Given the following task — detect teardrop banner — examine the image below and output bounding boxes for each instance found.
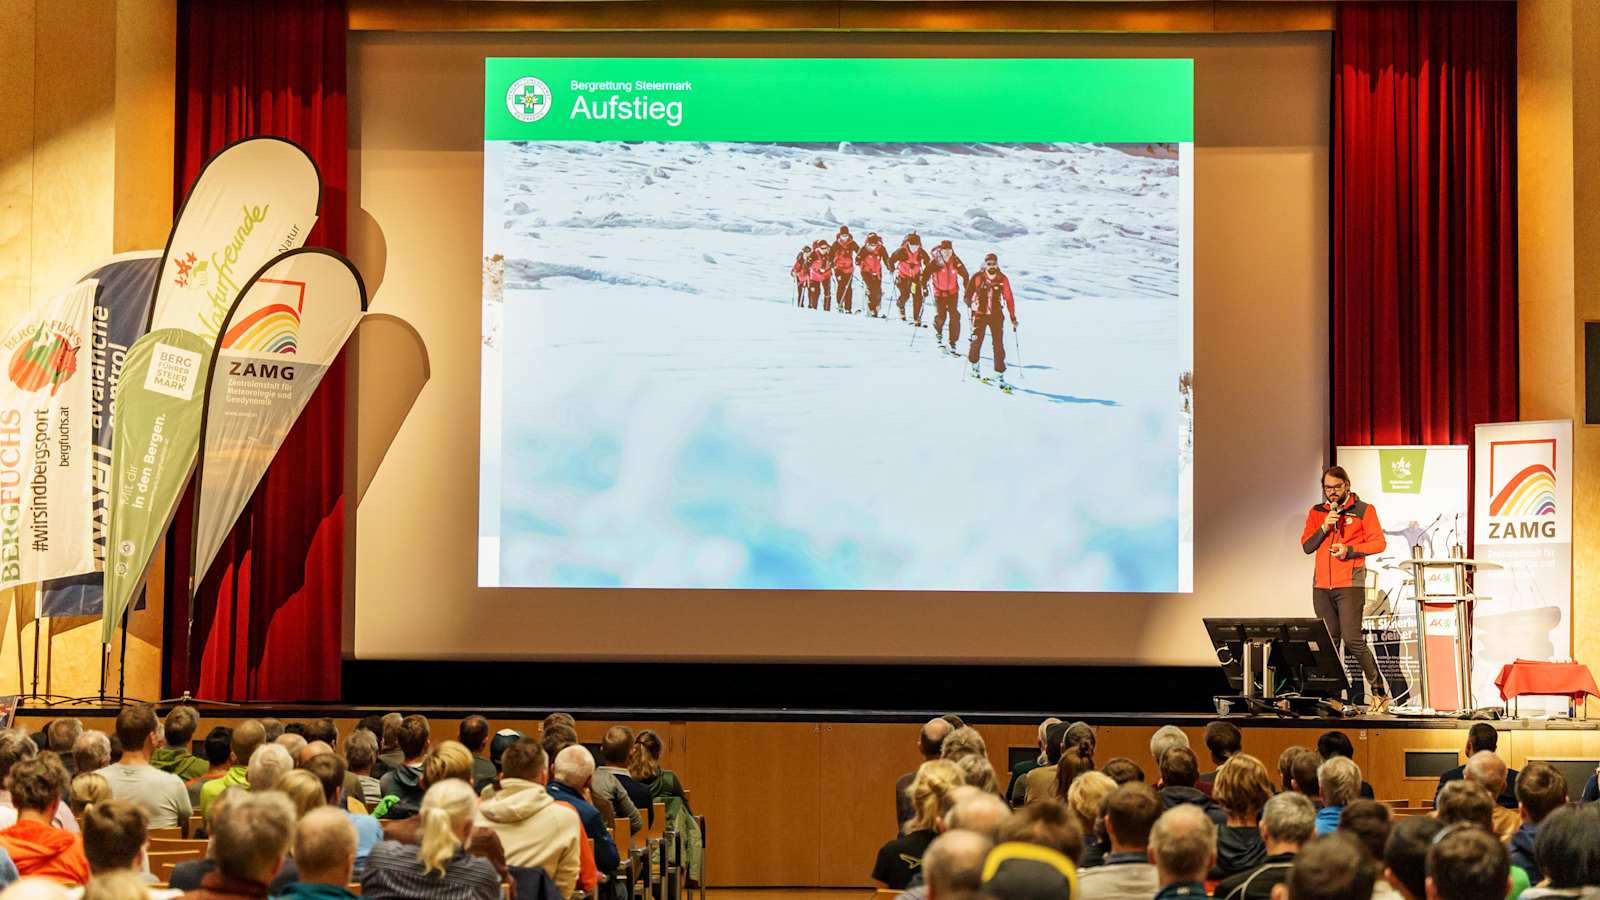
[0,280,98,590]
[189,248,367,593]
[102,328,213,642]
[151,136,320,340]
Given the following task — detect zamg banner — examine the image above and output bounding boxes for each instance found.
[1472,420,1574,712]
[190,249,365,591]
[102,329,212,642]
[0,281,98,589]
[40,252,160,617]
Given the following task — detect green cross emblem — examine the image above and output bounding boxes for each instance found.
[519,90,543,112]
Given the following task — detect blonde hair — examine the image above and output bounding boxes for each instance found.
[1317,755,1361,807]
[276,768,327,819]
[1213,753,1274,817]
[1067,770,1117,832]
[422,740,475,786]
[628,730,664,781]
[418,779,477,878]
[908,759,965,832]
[940,727,987,762]
[70,771,112,816]
[954,753,999,794]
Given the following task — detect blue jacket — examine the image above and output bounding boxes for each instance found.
[1509,823,1540,884]
[1315,804,1343,835]
[548,780,620,876]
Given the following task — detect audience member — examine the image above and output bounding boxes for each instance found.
[1277,833,1374,900]
[277,769,327,819]
[151,708,206,782]
[1216,792,1315,900]
[274,734,308,764]
[980,840,1077,900]
[1315,732,1375,799]
[1020,722,1069,806]
[1157,748,1224,826]
[1427,826,1510,900]
[376,716,429,819]
[539,714,576,738]
[627,729,701,879]
[1008,718,1062,804]
[79,799,161,890]
[374,714,404,779]
[538,727,578,778]
[1288,749,1321,803]
[1065,723,1097,760]
[488,730,522,775]
[548,746,620,881]
[1463,752,1520,842]
[374,748,509,883]
[1315,757,1361,834]
[595,727,652,826]
[1066,771,1115,868]
[66,776,109,820]
[997,800,1084,864]
[188,728,233,811]
[1211,753,1271,878]
[1053,745,1096,804]
[457,717,497,794]
[0,757,88,885]
[474,738,582,896]
[361,780,500,900]
[45,725,80,781]
[875,760,963,889]
[1435,781,1496,833]
[199,722,263,818]
[1078,782,1160,900]
[1102,758,1145,786]
[245,745,293,796]
[98,705,191,829]
[70,735,108,780]
[81,870,150,900]
[1436,725,1518,810]
[183,790,295,899]
[1277,747,1309,794]
[343,731,382,809]
[940,728,987,763]
[919,830,993,900]
[259,720,285,744]
[955,754,1000,796]
[276,806,359,900]
[1336,800,1390,862]
[0,734,76,835]
[1509,760,1567,883]
[304,754,384,874]
[1524,805,1600,900]
[1149,804,1215,899]
[1149,727,1191,777]
[943,792,1010,842]
[585,733,642,837]
[1382,815,1444,900]
[1198,722,1243,795]
[168,789,299,894]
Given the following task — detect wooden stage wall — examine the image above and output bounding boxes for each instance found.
[17,712,1600,887]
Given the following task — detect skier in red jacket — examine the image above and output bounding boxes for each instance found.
[791,244,829,309]
[830,226,859,314]
[790,245,813,307]
[1299,465,1391,712]
[856,233,891,318]
[812,239,834,311]
[964,253,1017,386]
[926,240,970,353]
[889,233,931,325]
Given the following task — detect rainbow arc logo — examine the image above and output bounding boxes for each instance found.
[221,278,303,354]
[1487,439,1557,518]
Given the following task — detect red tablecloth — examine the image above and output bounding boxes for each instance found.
[1495,659,1600,702]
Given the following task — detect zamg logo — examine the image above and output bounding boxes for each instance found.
[507,77,553,123]
[221,279,304,355]
[1486,438,1558,540]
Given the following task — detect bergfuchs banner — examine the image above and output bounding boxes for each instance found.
[40,252,160,617]
[190,249,366,592]
[102,329,212,642]
[0,281,98,590]
[152,137,320,341]
[1337,445,1469,708]
[1472,420,1574,712]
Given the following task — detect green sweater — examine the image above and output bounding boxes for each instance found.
[151,747,210,782]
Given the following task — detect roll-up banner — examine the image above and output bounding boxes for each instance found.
[40,252,160,617]
[0,281,98,589]
[189,249,366,593]
[1473,420,1574,713]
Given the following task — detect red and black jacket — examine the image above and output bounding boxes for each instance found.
[1299,493,1386,589]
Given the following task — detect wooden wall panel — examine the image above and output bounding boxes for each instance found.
[1366,727,1471,804]
[818,722,921,886]
[680,722,822,886]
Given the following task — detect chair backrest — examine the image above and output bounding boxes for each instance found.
[147,850,196,881]
[148,838,209,855]
[646,802,666,841]
[614,817,633,848]
[148,826,185,840]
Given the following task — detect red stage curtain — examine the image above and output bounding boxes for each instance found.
[165,0,348,701]
[1332,1,1518,446]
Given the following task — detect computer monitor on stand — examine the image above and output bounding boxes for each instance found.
[1204,617,1351,717]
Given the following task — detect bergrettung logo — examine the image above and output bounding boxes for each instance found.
[506,77,553,123]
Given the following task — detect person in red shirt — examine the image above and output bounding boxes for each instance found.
[0,755,90,884]
[965,253,1018,386]
[1299,465,1391,712]
[856,233,891,318]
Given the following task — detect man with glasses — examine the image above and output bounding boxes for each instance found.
[1299,466,1391,713]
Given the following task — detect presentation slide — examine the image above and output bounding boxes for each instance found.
[479,57,1193,593]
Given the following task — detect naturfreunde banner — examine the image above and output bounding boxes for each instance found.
[483,58,1194,142]
[0,281,98,590]
[152,137,320,340]
[40,252,161,617]
[190,249,366,593]
[102,329,212,641]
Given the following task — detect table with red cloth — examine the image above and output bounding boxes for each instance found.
[1495,659,1600,717]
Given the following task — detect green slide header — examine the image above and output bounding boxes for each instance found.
[485,57,1193,142]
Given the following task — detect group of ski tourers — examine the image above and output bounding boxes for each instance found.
[790,227,1020,387]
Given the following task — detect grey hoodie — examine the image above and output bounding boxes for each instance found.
[475,778,584,896]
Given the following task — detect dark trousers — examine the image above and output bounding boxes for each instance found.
[805,282,821,309]
[863,272,883,314]
[968,308,1007,372]
[1313,585,1385,698]
[932,292,961,345]
[820,273,832,310]
[895,276,924,322]
[834,272,853,312]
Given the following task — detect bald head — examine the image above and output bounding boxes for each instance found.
[1465,750,1509,796]
[231,720,266,765]
[922,829,995,900]
[1150,804,1217,885]
[299,741,334,767]
[920,718,955,759]
[944,792,1011,841]
[552,744,596,789]
[293,806,357,884]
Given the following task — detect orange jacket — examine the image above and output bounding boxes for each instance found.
[1300,494,1386,589]
[0,820,90,885]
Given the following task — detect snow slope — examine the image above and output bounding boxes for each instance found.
[482,140,1189,592]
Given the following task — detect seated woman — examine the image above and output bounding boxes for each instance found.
[1210,753,1271,879]
[361,779,502,900]
[68,772,111,819]
[629,729,704,883]
[0,756,90,885]
[872,759,964,890]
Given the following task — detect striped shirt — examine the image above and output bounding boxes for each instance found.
[359,840,501,900]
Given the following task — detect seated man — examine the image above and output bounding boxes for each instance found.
[1217,792,1315,900]
[79,799,180,900]
[1435,724,1518,810]
[1315,732,1375,800]
[276,806,360,900]
[918,830,993,900]
[0,730,79,834]
[548,745,620,881]
[151,707,207,782]
[1149,804,1215,900]
[303,754,384,874]
[1381,815,1443,900]
[898,718,956,828]
[1197,721,1242,796]
[1277,834,1374,900]
[187,727,233,810]
[1462,752,1520,842]
[1508,761,1566,882]
[183,791,296,900]
[1315,757,1362,834]
[475,738,583,897]
[1523,805,1600,900]
[458,716,498,794]
[596,727,652,825]
[0,757,89,885]
[99,704,192,829]
[1156,748,1225,826]
[376,715,429,819]
[169,788,301,894]
[1426,827,1510,900]
[199,721,264,819]
[1078,782,1161,900]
